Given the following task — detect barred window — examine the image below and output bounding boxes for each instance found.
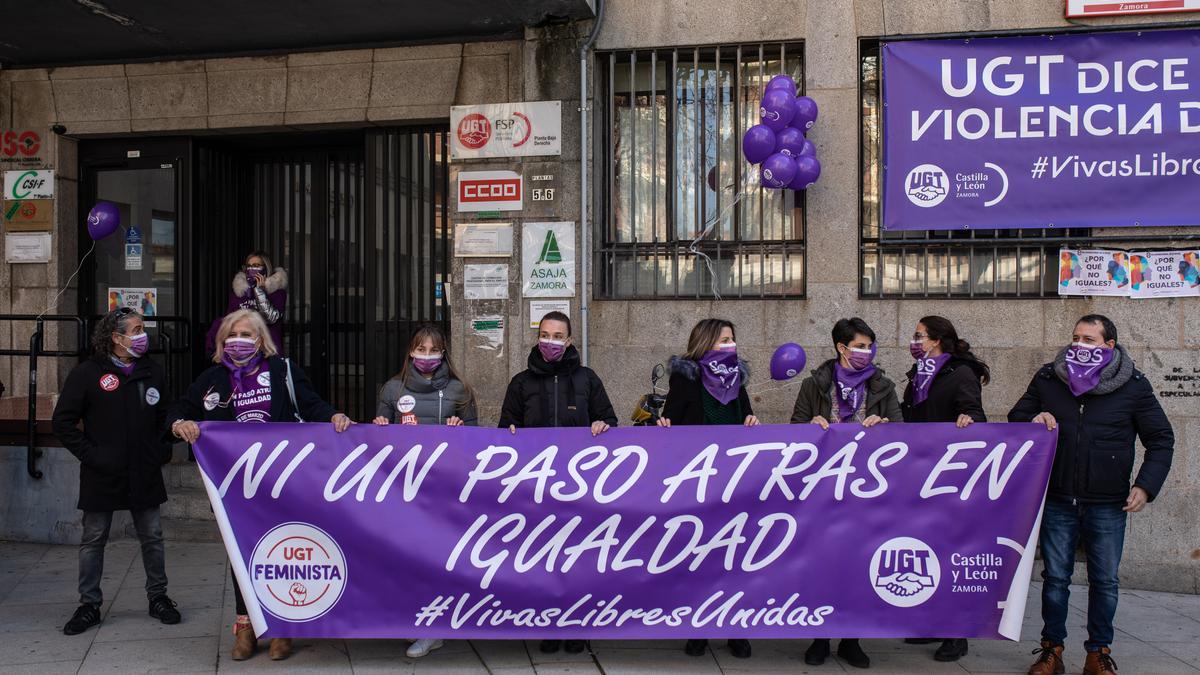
[598,43,806,299]
[859,37,1200,298]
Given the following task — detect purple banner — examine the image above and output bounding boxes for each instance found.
[882,29,1200,230]
[192,422,1056,640]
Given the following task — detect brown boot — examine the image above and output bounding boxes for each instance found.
[1027,640,1064,675]
[269,638,293,661]
[1082,647,1117,675]
[231,618,256,661]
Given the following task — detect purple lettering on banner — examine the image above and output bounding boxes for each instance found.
[882,29,1200,230]
[192,422,1057,640]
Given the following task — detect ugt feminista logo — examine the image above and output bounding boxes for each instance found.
[250,522,348,622]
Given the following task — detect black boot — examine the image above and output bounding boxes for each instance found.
[563,640,587,654]
[934,638,968,662]
[727,639,751,658]
[805,639,831,665]
[684,639,708,656]
[837,639,871,669]
[539,639,562,654]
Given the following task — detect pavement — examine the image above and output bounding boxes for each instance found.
[1,540,1198,674]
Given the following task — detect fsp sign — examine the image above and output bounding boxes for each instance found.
[450,101,562,160]
[1066,0,1200,17]
[4,169,54,200]
[457,170,523,212]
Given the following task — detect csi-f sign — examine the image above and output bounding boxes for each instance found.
[3,169,54,200]
[457,170,523,212]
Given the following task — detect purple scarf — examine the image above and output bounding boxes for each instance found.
[911,353,951,406]
[698,350,741,405]
[1064,343,1114,397]
[833,362,876,422]
[222,352,264,393]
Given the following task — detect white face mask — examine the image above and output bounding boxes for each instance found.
[716,342,737,351]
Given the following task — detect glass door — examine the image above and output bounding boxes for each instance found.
[91,167,178,318]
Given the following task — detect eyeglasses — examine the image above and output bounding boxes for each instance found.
[912,332,929,341]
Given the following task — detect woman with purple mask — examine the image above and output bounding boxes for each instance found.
[169,308,350,662]
[373,324,477,430]
[900,314,989,663]
[791,317,901,670]
[497,310,618,656]
[657,318,756,660]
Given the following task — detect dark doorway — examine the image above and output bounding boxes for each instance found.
[189,128,450,419]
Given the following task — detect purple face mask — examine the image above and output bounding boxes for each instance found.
[833,344,876,422]
[123,333,149,358]
[538,339,567,363]
[909,340,928,359]
[223,337,260,364]
[698,349,741,405]
[1064,342,1114,396]
[411,353,443,374]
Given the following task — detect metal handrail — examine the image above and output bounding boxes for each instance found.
[0,313,192,479]
[0,314,87,479]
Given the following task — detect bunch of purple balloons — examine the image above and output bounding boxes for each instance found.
[742,74,821,191]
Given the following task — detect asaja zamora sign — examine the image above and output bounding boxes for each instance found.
[3,169,54,200]
[522,221,575,298]
[193,422,1056,640]
[451,101,562,160]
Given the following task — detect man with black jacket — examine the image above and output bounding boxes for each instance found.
[498,311,617,654]
[1009,314,1173,675]
[51,308,181,636]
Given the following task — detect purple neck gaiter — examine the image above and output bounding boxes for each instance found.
[110,355,136,377]
[912,353,951,406]
[222,352,265,393]
[833,347,876,422]
[698,349,741,405]
[1064,343,1114,396]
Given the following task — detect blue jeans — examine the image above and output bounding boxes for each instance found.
[1039,499,1126,652]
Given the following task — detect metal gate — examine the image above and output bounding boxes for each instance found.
[194,128,448,419]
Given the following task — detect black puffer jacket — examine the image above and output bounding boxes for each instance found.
[52,355,171,512]
[1008,354,1173,504]
[498,345,618,428]
[901,356,988,424]
[661,356,753,425]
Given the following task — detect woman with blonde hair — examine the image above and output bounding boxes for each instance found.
[169,308,351,662]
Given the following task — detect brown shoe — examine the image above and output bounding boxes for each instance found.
[231,620,257,661]
[1027,640,1064,675]
[1082,647,1117,675]
[269,638,293,661]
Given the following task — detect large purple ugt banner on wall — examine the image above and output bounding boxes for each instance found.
[883,29,1200,230]
[192,422,1056,640]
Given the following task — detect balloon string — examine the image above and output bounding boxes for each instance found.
[689,187,748,300]
[37,240,95,320]
[746,379,801,396]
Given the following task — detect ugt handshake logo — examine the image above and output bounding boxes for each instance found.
[869,537,941,608]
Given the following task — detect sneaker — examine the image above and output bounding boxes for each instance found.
[539,639,562,654]
[63,603,102,635]
[727,639,751,659]
[837,639,871,669]
[805,639,831,665]
[407,638,444,658]
[563,640,587,654]
[934,638,968,662]
[684,639,708,656]
[148,595,181,624]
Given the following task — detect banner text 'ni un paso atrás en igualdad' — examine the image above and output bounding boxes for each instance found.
[192,422,1057,640]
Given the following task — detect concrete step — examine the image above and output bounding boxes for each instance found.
[160,518,223,543]
[162,460,208,491]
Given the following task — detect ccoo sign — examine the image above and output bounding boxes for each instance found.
[457,170,523,213]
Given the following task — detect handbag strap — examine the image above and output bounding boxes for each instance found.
[284,358,304,422]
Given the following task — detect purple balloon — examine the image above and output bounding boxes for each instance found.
[790,95,819,132]
[759,89,796,131]
[741,124,776,165]
[770,342,807,381]
[86,201,120,241]
[787,155,822,191]
[760,153,797,190]
[774,127,808,158]
[764,74,797,95]
[798,138,817,158]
